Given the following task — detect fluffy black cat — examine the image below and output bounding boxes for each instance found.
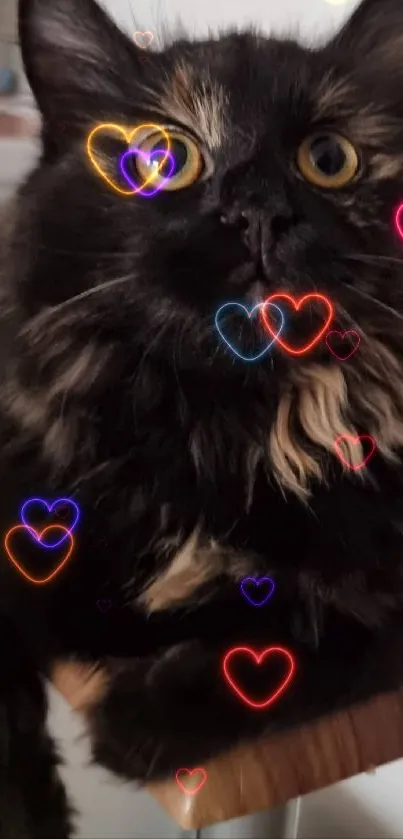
[3,0,403,834]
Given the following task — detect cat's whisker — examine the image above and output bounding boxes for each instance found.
[42,274,135,318]
[130,320,173,396]
[346,252,403,267]
[343,281,403,325]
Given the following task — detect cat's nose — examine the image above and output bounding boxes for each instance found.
[220,203,297,262]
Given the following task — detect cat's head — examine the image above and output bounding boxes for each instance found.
[6,0,403,497]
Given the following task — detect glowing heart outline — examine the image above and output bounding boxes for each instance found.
[325,330,361,361]
[120,147,176,196]
[175,767,208,796]
[215,301,285,362]
[222,645,295,710]
[86,123,171,196]
[133,30,154,49]
[20,497,79,548]
[261,293,334,356]
[240,576,276,607]
[333,434,377,471]
[96,598,112,613]
[395,202,403,242]
[5,525,74,585]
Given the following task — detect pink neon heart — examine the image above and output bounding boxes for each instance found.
[175,767,207,795]
[395,203,403,242]
[325,330,361,361]
[334,434,376,470]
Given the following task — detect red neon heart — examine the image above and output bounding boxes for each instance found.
[4,525,74,584]
[175,767,208,795]
[261,293,334,356]
[334,434,376,471]
[325,330,361,361]
[222,646,295,710]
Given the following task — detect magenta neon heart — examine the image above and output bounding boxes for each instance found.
[240,576,276,607]
[120,147,176,196]
[20,497,80,548]
[395,202,403,242]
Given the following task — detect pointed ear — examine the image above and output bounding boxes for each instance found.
[18,0,154,132]
[331,0,403,69]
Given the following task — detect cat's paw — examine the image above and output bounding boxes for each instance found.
[86,641,243,782]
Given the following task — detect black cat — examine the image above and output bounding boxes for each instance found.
[2,0,403,834]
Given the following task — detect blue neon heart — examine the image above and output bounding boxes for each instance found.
[214,301,284,361]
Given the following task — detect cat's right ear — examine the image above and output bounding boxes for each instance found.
[18,0,153,133]
[330,0,403,72]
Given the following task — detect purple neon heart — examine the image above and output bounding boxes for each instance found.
[240,576,276,607]
[20,497,79,548]
[120,147,175,196]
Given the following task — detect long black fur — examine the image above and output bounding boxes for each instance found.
[3,0,403,834]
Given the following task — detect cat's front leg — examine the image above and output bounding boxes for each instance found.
[0,617,74,839]
[81,615,403,784]
[84,638,302,783]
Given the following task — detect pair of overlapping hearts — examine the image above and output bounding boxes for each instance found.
[4,498,79,585]
[87,123,174,197]
[215,292,360,362]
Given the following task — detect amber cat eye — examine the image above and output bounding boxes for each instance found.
[297,132,359,189]
[134,128,204,192]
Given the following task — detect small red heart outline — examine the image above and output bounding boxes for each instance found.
[222,646,295,710]
[133,30,154,49]
[261,293,334,356]
[325,330,361,361]
[4,525,74,584]
[333,434,376,471]
[175,767,208,795]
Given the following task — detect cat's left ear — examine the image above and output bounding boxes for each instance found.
[18,0,156,133]
[330,0,403,68]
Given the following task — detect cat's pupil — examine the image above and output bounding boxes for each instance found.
[309,135,346,176]
[150,138,188,178]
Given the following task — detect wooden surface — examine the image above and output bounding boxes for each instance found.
[148,688,403,829]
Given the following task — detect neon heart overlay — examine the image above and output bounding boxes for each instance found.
[222,646,295,710]
[133,30,154,48]
[333,434,377,471]
[395,203,403,242]
[240,577,275,607]
[175,767,207,796]
[120,147,176,196]
[5,525,74,585]
[20,497,79,547]
[261,293,334,356]
[325,330,361,361]
[86,123,171,196]
[215,301,285,361]
[96,599,112,613]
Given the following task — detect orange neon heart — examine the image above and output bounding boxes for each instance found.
[4,525,74,585]
[261,293,334,356]
[86,122,171,196]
